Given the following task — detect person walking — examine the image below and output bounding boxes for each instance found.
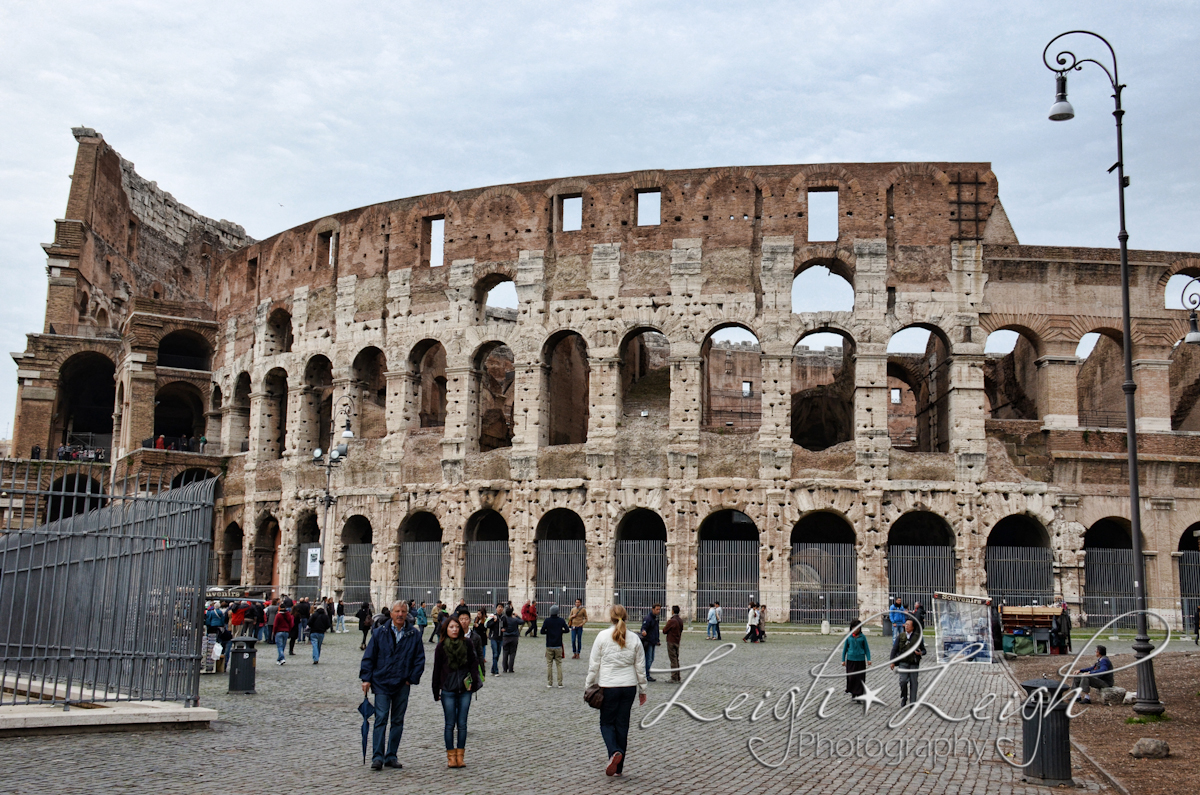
[568,598,588,659]
[308,604,332,664]
[415,601,429,641]
[357,602,374,650]
[842,620,871,698]
[911,601,927,631]
[522,600,539,637]
[432,615,482,768]
[1194,602,1200,645]
[336,599,346,633]
[706,603,717,640]
[639,604,661,682]
[888,597,906,643]
[460,612,487,676]
[360,602,425,771]
[663,605,684,682]
[500,605,523,673]
[743,602,759,643]
[485,604,504,676]
[889,618,926,707]
[713,601,722,640]
[585,605,648,777]
[541,605,569,688]
[272,604,294,665]
[757,603,767,642]
[230,601,247,636]
[1071,645,1114,704]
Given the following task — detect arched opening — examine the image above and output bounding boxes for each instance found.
[887,511,955,610]
[535,508,587,613]
[1169,333,1200,430]
[253,514,281,589]
[619,328,671,424]
[702,326,761,429]
[222,522,244,586]
[887,326,951,452]
[1076,330,1125,428]
[261,369,288,459]
[207,384,223,453]
[352,346,388,439]
[46,474,107,522]
[696,509,760,622]
[302,356,333,454]
[614,508,667,618]
[472,341,514,451]
[478,275,518,323]
[264,308,293,355]
[409,340,448,431]
[398,511,443,604]
[231,373,252,453]
[789,512,857,625]
[294,510,321,600]
[544,331,589,445]
[95,307,110,329]
[157,330,211,371]
[169,468,215,489]
[791,263,854,313]
[791,330,855,451]
[984,515,1053,606]
[1179,522,1200,636]
[1083,517,1134,628]
[983,329,1040,420]
[153,381,205,447]
[53,352,116,457]
[464,509,510,610]
[341,515,373,606]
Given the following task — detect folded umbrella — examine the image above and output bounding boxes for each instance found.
[357,695,374,764]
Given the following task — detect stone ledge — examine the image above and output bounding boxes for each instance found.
[0,701,217,737]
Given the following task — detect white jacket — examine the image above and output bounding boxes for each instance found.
[585,626,648,693]
[746,608,759,630]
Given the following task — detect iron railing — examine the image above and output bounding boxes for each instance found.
[0,461,216,708]
[397,541,442,605]
[1083,547,1137,628]
[534,539,587,616]
[614,540,666,620]
[985,545,1055,606]
[887,544,956,614]
[696,539,760,623]
[1179,551,1200,635]
[1077,410,1127,428]
[463,540,510,613]
[790,542,858,626]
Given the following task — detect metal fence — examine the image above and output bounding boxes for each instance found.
[397,541,442,604]
[696,540,760,623]
[1180,551,1200,636]
[614,540,667,620]
[1077,410,1127,429]
[463,540,510,612]
[887,544,956,611]
[535,539,587,615]
[790,542,857,626]
[342,543,373,608]
[1083,548,1136,629]
[293,542,321,601]
[229,550,243,585]
[985,545,1055,606]
[0,462,216,708]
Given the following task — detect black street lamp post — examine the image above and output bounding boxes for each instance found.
[311,395,356,597]
[1043,30,1164,716]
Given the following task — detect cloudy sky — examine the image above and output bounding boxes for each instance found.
[1,1,1197,440]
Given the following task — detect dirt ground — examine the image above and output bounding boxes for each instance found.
[1009,648,1200,794]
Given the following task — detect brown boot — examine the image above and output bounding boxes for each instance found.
[447,750,456,768]
[455,748,466,768]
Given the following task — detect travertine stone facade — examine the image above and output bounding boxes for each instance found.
[13,132,1200,626]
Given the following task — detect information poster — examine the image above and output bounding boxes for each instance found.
[932,592,994,664]
[306,547,320,577]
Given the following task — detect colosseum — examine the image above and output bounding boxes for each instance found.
[11,127,1200,628]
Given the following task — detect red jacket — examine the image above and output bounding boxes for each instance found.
[273,610,294,634]
[522,603,537,621]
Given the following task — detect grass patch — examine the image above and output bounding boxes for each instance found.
[1125,713,1170,724]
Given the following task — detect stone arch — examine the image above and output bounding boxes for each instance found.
[701,323,762,429]
[984,514,1054,606]
[400,510,444,543]
[475,270,519,324]
[1082,517,1134,628]
[340,514,374,605]
[260,367,289,460]
[301,354,334,453]
[253,513,281,589]
[694,167,774,200]
[397,510,443,604]
[787,164,864,199]
[611,171,681,222]
[471,340,514,451]
[1156,257,1200,288]
[52,351,116,452]
[697,509,761,623]
[408,339,448,432]
[230,372,252,452]
[405,195,464,232]
[534,508,587,610]
[46,472,107,522]
[792,328,856,451]
[153,380,206,445]
[542,330,590,446]
[264,307,293,355]
[1074,325,1125,427]
[222,521,244,585]
[887,324,953,452]
[156,329,212,371]
[614,508,668,617]
[793,254,856,291]
[351,346,387,439]
[463,508,511,609]
[982,325,1043,421]
[618,325,670,424]
[789,510,857,626]
[466,185,532,226]
[886,510,956,612]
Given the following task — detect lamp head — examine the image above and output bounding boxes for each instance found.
[312,447,323,460]
[329,448,339,461]
[1049,74,1075,121]
[1186,310,1200,346]
[336,443,349,458]
[341,417,354,439]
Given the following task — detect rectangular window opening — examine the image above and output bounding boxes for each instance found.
[636,190,661,227]
[807,189,838,242]
[316,232,332,270]
[561,195,582,232]
[890,387,902,404]
[424,216,446,267]
[246,256,258,293]
[742,381,752,398]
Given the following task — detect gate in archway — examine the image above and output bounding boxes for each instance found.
[464,540,510,612]
[342,543,373,607]
[1083,548,1135,629]
[790,542,857,626]
[984,545,1054,606]
[398,541,442,604]
[1180,551,1200,635]
[294,542,321,601]
[696,540,759,623]
[887,544,955,610]
[614,540,666,619]
[535,539,586,613]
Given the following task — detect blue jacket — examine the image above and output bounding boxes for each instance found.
[1081,655,1114,686]
[888,604,907,626]
[360,622,426,692]
[843,632,871,662]
[415,607,428,626]
[640,612,661,646]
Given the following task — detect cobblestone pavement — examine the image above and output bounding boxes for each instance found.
[2,627,1111,794]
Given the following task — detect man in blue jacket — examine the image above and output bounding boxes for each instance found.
[1072,645,1114,704]
[888,597,907,642]
[360,601,425,770]
[639,604,662,682]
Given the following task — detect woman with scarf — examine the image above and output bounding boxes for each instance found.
[841,620,871,698]
[431,616,482,768]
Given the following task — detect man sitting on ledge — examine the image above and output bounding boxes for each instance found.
[1072,645,1114,704]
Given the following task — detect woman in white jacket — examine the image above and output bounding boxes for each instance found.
[585,604,648,776]
[744,603,759,643]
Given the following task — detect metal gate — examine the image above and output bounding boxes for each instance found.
[342,543,373,609]
[398,541,442,604]
[535,539,587,614]
[614,540,666,620]
[790,542,857,626]
[985,545,1054,606]
[1084,548,1136,629]
[229,550,243,585]
[1180,551,1200,635]
[696,540,759,623]
[464,540,510,612]
[294,542,321,601]
[0,463,216,707]
[887,544,956,611]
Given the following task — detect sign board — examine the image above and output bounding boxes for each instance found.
[931,591,994,664]
[306,547,321,578]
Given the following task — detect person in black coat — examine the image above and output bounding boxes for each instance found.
[485,605,504,675]
[639,604,662,682]
[889,618,927,707]
[356,602,374,650]
[500,606,523,673]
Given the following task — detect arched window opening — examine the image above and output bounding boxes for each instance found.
[619,329,670,425]
[887,326,951,452]
[1076,331,1124,428]
[614,509,667,618]
[473,342,514,451]
[264,308,293,355]
[95,307,110,329]
[535,509,587,612]
[303,356,333,454]
[464,509,511,611]
[294,510,321,600]
[792,331,854,451]
[352,346,388,439]
[702,326,761,429]
[222,522,244,585]
[791,264,854,313]
[231,372,252,453]
[169,468,214,489]
[984,515,1053,606]
[152,382,205,448]
[1169,333,1200,430]
[983,330,1040,420]
[53,352,116,457]
[157,330,211,371]
[261,368,288,460]
[696,510,760,622]
[1083,517,1134,628]
[253,514,281,589]
[790,512,856,626]
[886,511,955,613]
[1179,522,1200,636]
[409,341,448,431]
[544,331,589,446]
[480,277,518,323]
[398,512,443,604]
[341,515,373,606]
[46,474,107,522]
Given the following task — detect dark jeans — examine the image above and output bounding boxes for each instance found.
[298,618,308,641]
[714,622,721,640]
[502,638,518,672]
[372,685,411,764]
[418,624,428,642]
[440,690,472,749]
[1073,675,1112,694]
[571,626,584,655]
[525,619,538,637]
[599,685,637,769]
[643,642,656,679]
[310,632,325,662]
[490,639,502,674]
